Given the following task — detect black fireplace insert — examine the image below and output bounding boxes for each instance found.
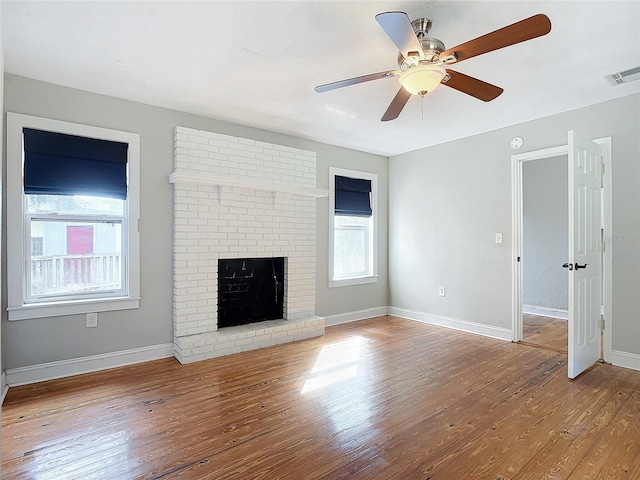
[217,257,285,328]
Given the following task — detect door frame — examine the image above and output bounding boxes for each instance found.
[511,137,612,363]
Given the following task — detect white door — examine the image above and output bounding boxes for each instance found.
[567,130,602,379]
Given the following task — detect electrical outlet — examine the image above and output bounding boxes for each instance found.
[86,312,98,328]
[439,286,446,297]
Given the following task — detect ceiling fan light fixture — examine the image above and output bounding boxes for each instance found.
[399,64,446,95]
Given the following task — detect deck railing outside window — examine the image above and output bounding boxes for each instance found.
[31,253,122,296]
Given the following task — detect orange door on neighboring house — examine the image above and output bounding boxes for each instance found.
[66,226,94,284]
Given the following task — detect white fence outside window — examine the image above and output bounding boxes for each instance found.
[30,253,122,296]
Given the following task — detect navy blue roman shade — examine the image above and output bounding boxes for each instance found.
[23,128,129,199]
[335,175,372,217]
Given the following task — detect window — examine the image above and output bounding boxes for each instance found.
[27,197,122,299]
[7,113,140,320]
[329,167,377,287]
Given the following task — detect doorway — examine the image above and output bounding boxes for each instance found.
[521,155,568,353]
[511,135,613,377]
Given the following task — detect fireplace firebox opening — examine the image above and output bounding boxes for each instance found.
[217,257,285,328]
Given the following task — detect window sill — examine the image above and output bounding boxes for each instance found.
[7,296,140,321]
[329,275,378,288]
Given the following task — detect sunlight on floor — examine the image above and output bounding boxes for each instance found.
[301,336,366,394]
[28,428,135,480]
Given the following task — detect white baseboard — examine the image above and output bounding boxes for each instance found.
[609,350,640,372]
[389,307,512,342]
[1,372,8,405]
[523,304,568,320]
[324,306,389,326]
[5,343,174,387]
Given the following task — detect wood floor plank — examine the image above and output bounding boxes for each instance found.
[522,314,568,353]
[337,356,567,480]
[567,390,640,479]
[431,362,629,479]
[2,316,639,479]
[514,365,638,479]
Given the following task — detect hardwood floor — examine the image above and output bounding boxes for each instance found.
[3,316,639,479]
[522,314,568,353]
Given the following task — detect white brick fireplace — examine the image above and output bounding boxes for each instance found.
[170,126,327,363]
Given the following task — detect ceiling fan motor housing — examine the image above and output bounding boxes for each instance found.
[398,37,446,69]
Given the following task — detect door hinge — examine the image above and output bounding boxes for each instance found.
[602,240,606,253]
[601,317,605,331]
[601,162,605,175]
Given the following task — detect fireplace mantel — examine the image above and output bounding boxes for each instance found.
[169,170,329,198]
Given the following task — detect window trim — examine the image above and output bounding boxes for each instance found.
[6,113,140,320]
[328,167,378,288]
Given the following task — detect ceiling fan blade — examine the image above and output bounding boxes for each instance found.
[376,11,424,59]
[440,14,551,63]
[315,70,399,93]
[381,87,412,122]
[443,70,503,101]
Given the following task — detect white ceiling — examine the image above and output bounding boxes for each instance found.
[3,1,639,156]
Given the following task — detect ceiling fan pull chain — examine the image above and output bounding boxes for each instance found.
[421,94,425,120]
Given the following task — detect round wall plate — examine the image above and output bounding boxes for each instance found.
[510,137,523,150]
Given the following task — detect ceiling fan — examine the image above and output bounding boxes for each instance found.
[315,12,551,121]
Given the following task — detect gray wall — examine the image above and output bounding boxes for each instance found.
[389,93,640,355]
[0,9,4,400]
[522,156,568,311]
[2,74,389,370]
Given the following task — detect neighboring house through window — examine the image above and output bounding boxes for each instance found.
[6,113,140,320]
[329,167,378,287]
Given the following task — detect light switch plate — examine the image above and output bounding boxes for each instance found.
[495,232,503,244]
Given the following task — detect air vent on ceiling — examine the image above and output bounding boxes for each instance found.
[607,66,640,86]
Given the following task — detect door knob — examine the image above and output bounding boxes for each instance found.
[562,262,574,271]
[574,263,588,270]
